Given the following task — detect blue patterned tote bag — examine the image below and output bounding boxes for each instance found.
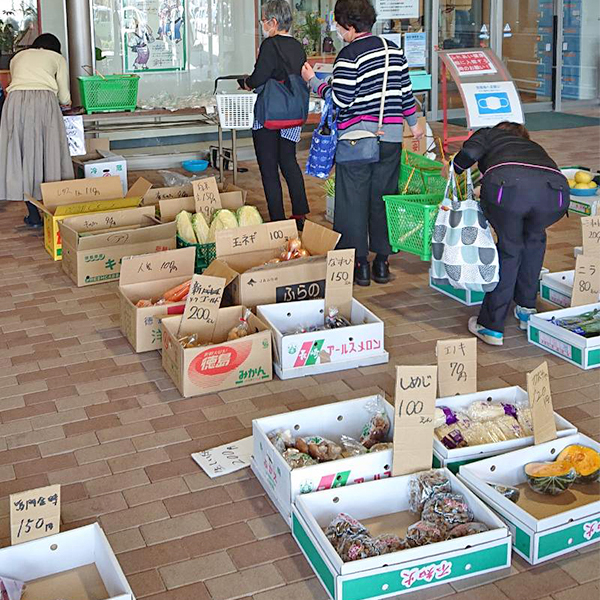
[305,89,337,179]
[430,166,499,293]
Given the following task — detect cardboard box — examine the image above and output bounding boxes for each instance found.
[433,386,578,473]
[252,395,395,523]
[0,523,133,599]
[575,246,583,258]
[528,303,600,369]
[28,177,150,261]
[568,196,599,217]
[257,298,388,379]
[161,306,273,397]
[293,471,510,600]
[143,184,194,206]
[213,220,341,309]
[59,207,177,287]
[73,150,128,196]
[119,247,196,353]
[403,116,428,155]
[431,268,550,307]
[540,269,600,308]
[459,433,600,564]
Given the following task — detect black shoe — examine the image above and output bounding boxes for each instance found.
[354,262,371,287]
[23,216,42,229]
[372,260,390,284]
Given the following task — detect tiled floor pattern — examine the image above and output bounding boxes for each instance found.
[0,119,599,600]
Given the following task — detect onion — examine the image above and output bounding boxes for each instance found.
[288,238,302,252]
[297,248,310,258]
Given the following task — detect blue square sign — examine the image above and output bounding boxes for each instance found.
[475,92,511,114]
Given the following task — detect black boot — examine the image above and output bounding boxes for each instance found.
[354,262,371,287]
[372,259,390,284]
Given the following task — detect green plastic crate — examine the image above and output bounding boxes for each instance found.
[176,235,216,274]
[383,193,443,261]
[78,75,140,114]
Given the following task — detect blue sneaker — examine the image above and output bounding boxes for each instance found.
[514,306,537,331]
[468,316,504,346]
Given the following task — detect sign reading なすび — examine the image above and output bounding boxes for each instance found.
[10,484,61,545]
[447,51,497,76]
[191,436,253,478]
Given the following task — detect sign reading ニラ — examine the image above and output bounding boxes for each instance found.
[436,338,477,397]
[376,0,419,20]
[392,366,438,477]
[10,484,61,545]
[571,255,600,307]
[527,362,557,445]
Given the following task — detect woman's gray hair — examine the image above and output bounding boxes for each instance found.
[262,0,293,32]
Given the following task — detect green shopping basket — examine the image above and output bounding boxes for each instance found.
[78,75,140,114]
[399,151,446,196]
[176,235,217,274]
[383,193,443,261]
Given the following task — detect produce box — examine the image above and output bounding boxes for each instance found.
[119,247,196,353]
[459,433,600,564]
[540,270,574,308]
[212,220,341,309]
[0,523,133,599]
[252,395,395,524]
[433,386,578,473]
[430,268,550,307]
[562,167,599,217]
[72,150,128,196]
[59,207,176,287]
[142,183,194,206]
[292,471,510,600]
[257,298,388,379]
[161,306,272,397]
[27,176,149,261]
[528,303,600,369]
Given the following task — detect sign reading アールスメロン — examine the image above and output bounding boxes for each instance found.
[461,81,524,128]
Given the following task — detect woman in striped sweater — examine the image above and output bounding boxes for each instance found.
[302,0,423,285]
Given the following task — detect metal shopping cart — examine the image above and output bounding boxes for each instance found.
[213,76,257,186]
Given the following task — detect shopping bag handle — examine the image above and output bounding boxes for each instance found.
[214,76,249,94]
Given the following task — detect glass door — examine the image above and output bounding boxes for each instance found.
[498,0,555,108]
[558,0,599,112]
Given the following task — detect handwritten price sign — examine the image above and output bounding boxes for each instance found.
[10,484,61,545]
[571,255,600,307]
[325,249,355,320]
[392,366,437,476]
[193,177,222,221]
[192,437,253,478]
[437,338,477,396]
[581,216,600,258]
[179,274,225,338]
[527,361,557,445]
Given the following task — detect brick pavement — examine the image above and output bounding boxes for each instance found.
[0,121,598,600]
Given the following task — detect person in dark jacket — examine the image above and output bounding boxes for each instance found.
[243,0,310,227]
[447,121,569,346]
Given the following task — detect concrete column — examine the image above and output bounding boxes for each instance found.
[65,0,94,106]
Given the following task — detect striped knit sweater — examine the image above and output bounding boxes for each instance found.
[311,33,417,138]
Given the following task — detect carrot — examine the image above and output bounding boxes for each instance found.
[170,281,191,302]
[161,279,192,303]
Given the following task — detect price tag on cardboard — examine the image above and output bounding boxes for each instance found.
[527,361,557,445]
[178,274,225,338]
[437,338,477,397]
[191,436,253,478]
[193,177,222,222]
[325,249,355,320]
[581,216,600,257]
[10,484,61,545]
[392,366,438,477]
[571,255,600,307]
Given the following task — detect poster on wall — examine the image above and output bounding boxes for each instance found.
[376,0,419,20]
[122,0,187,72]
[461,81,524,128]
[404,32,426,67]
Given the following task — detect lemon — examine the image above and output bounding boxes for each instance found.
[575,183,589,189]
[575,171,593,184]
[588,182,598,189]
[567,178,576,188]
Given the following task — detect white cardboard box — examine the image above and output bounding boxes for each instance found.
[433,386,578,473]
[292,470,511,600]
[459,433,600,564]
[77,152,128,196]
[540,270,600,308]
[257,298,388,380]
[528,303,600,369]
[575,246,583,258]
[568,196,599,217]
[0,523,134,600]
[252,395,395,524]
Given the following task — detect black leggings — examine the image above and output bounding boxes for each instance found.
[252,127,310,221]
[26,201,42,224]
